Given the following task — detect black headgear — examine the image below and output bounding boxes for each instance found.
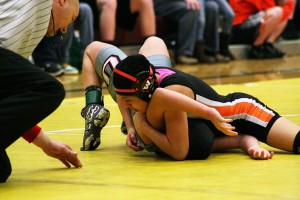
[113,54,158,102]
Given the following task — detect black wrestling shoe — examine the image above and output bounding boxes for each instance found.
[80,104,110,151]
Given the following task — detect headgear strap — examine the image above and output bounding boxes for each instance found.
[113,61,158,102]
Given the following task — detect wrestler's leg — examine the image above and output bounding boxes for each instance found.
[82,41,111,89]
[81,42,126,150]
[139,36,170,58]
[266,117,300,153]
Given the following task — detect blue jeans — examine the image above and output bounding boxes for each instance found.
[63,3,94,63]
[153,0,203,56]
[204,0,234,53]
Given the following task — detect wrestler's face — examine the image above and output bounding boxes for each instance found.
[47,0,79,36]
[119,95,148,113]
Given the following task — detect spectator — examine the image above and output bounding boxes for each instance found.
[96,0,156,45]
[63,2,94,71]
[293,0,300,30]
[282,20,300,40]
[281,0,300,40]
[153,0,216,64]
[205,0,235,61]
[230,0,295,59]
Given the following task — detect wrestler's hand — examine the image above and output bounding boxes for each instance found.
[209,108,238,136]
[248,147,274,160]
[126,127,143,151]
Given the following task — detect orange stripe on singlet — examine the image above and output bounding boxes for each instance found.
[196,96,275,126]
[214,101,273,123]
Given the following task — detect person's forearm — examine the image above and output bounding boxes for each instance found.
[154,88,219,120]
[117,95,135,131]
[140,120,182,159]
[239,135,262,153]
[213,135,260,153]
[212,136,240,152]
[135,113,188,160]
[153,88,236,136]
[31,131,51,150]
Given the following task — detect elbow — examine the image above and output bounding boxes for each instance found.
[170,150,188,161]
[173,156,185,161]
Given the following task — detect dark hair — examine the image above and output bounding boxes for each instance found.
[113,54,158,101]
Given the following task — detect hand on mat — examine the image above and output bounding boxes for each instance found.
[33,131,83,168]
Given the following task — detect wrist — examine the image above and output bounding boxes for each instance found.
[22,125,42,143]
[32,131,51,150]
[206,107,216,120]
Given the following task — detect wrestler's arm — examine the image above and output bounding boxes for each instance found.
[212,135,274,160]
[116,94,143,151]
[134,110,189,160]
[152,88,237,136]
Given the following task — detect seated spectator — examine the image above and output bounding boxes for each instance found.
[282,20,300,40]
[205,0,235,62]
[229,0,295,59]
[32,2,94,76]
[96,0,156,45]
[293,0,300,30]
[153,0,216,64]
[63,2,94,71]
[281,0,300,40]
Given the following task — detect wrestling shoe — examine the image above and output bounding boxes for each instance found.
[80,104,110,151]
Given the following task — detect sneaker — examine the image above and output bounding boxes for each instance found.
[63,63,79,75]
[264,43,286,58]
[248,44,280,59]
[43,63,65,77]
[215,53,230,63]
[80,104,110,151]
[176,55,198,64]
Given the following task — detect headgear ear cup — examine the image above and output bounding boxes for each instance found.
[132,65,157,101]
[113,55,158,101]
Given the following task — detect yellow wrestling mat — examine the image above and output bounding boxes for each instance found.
[2,78,300,200]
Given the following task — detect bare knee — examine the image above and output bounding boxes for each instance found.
[144,36,163,44]
[85,41,111,56]
[131,0,154,12]
[139,37,169,57]
[266,7,283,23]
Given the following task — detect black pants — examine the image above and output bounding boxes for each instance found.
[32,36,63,66]
[0,47,65,182]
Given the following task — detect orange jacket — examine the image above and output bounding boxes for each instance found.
[229,0,294,25]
